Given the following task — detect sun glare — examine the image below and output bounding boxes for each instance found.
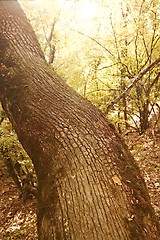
[58,0,101,19]
[33,0,103,21]
[78,1,100,19]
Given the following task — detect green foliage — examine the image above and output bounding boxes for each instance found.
[2,218,37,240]
[0,105,37,198]
[3,228,27,240]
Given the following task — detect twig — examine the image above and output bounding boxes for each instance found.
[105,56,160,114]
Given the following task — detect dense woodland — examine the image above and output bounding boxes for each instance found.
[0,0,160,239]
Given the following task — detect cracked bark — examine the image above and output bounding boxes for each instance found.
[0,1,159,240]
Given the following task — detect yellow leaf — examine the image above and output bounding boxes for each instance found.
[112,175,122,186]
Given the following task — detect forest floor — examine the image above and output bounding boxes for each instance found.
[0,129,160,239]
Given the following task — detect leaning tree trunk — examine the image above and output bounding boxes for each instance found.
[0,2,159,240]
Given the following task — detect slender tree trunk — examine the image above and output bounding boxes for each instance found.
[0,2,159,239]
[140,100,150,134]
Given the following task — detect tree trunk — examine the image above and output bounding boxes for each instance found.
[0,2,159,239]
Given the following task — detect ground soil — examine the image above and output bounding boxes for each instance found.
[0,166,37,240]
[0,130,160,239]
[125,129,160,222]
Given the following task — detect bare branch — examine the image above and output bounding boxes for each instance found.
[105,56,160,114]
[97,63,118,70]
[70,28,115,59]
[110,14,121,61]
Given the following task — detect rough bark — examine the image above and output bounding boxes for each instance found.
[0,1,159,240]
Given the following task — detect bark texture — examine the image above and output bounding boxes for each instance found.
[0,2,159,240]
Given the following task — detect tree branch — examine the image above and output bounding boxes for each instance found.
[105,56,160,114]
[70,28,115,59]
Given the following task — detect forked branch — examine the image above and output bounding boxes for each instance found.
[105,56,160,114]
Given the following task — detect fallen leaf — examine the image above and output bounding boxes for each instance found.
[112,175,122,186]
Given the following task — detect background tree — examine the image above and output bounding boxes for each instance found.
[22,0,159,133]
[22,0,159,134]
